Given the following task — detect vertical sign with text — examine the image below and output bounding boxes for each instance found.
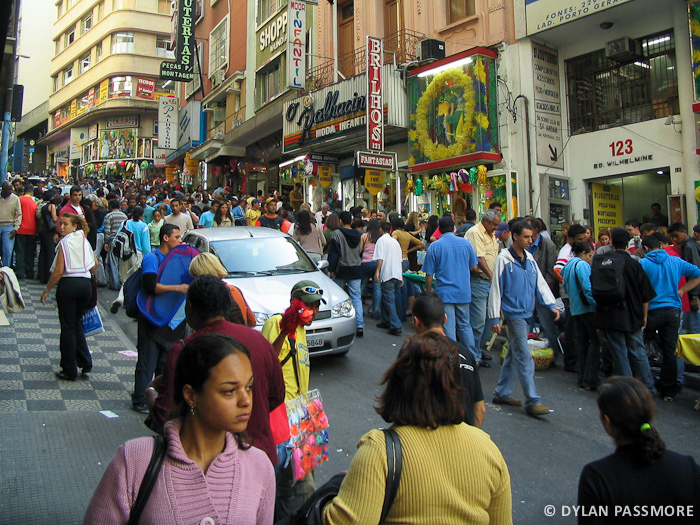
[158,97,178,150]
[366,36,383,152]
[287,1,306,89]
[160,0,195,80]
[533,43,563,169]
[591,183,622,236]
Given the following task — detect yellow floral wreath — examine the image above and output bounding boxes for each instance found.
[415,69,477,162]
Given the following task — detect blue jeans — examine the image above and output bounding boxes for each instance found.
[106,251,121,290]
[334,277,364,328]
[469,278,490,354]
[380,279,402,330]
[0,224,15,268]
[361,261,381,319]
[444,303,477,360]
[604,329,656,393]
[494,318,540,407]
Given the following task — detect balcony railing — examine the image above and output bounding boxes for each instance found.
[305,28,425,93]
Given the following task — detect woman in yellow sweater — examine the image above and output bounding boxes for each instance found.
[322,332,513,524]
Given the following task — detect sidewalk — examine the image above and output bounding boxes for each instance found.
[0,280,154,524]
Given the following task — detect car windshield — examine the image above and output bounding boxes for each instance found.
[211,236,316,275]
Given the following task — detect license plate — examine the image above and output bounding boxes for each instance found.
[307,336,324,348]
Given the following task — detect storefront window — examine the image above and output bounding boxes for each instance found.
[110,76,133,98]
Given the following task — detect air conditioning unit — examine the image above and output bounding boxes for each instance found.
[211,70,226,88]
[418,39,445,63]
[605,37,643,61]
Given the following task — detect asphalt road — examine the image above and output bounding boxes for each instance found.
[98,289,700,524]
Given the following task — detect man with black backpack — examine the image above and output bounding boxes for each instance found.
[590,227,656,393]
[103,199,128,290]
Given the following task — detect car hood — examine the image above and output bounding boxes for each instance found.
[223,270,350,316]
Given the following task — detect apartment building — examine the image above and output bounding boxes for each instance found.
[41,0,174,180]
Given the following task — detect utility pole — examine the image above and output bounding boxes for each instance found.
[0,0,19,184]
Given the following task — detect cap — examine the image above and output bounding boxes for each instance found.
[495,221,509,235]
[252,199,261,205]
[291,280,326,304]
[224,185,231,190]
[693,224,700,234]
[265,197,275,204]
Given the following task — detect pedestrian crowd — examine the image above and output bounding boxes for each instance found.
[2,175,698,523]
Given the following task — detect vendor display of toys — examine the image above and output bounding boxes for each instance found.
[286,389,329,481]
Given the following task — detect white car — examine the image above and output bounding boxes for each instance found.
[182,226,356,356]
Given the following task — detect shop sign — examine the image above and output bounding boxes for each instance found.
[307,153,339,163]
[105,115,139,129]
[177,100,202,148]
[88,123,98,141]
[98,80,109,104]
[70,100,77,120]
[136,78,156,99]
[533,43,563,169]
[160,0,195,80]
[318,164,332,188]
[153,148,168,167]
[287,1,306,89]
[183,152,199,175]
[54,111,60,129]
[238,162,267,172]
[158,96,178,150]
[525,0,632,36]
[364,169,384,194]
[257,10,287,65]
[591,183,623,233]
[356,150,395,170]
[165,166,176,182]
[366,36,383,151]
[589,138,656,170]
[87,88,95,108]
[70,127,89,160]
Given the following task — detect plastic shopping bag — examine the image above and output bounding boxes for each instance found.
[82,306,105,337]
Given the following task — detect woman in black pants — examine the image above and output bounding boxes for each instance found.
[40,213,97,381]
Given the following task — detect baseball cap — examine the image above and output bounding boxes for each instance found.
[291,280,326,304]
[252,198,261,205]
[265,197,275,204]
[693,224,700,234]
[495,221,509,235]
[224,185,231,191]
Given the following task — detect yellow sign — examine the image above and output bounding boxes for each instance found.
[70,100,77,120]
[165,166,176,182]
[591,183,623,236]
[364,169,384,194]
[98,80,109,104]
[184,152,199,174]
[318,165,332,188]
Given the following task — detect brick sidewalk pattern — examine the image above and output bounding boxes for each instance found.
[0,280,137,413]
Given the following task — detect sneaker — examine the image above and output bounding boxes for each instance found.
[525,403,551,417]
[132,403,149,415]
[478,359,491,368]
[377,322,390,329]
[356,328,364,337]
[480,352,492,361]
[110,301,122,314]
[492,396,522,406]
[388,328,403,336]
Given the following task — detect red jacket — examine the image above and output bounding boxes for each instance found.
[17,196,37,235]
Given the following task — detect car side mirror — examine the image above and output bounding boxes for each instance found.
[317,259,329,270]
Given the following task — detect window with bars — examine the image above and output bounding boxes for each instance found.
[209,16,229,74]
[565,30,678,135]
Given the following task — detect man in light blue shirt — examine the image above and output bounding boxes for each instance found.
[198,201,219,228]
[423,216,479,360]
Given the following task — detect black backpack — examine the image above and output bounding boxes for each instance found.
[113,221,135,260]
[123,266,142,319]
[591,252,626,306]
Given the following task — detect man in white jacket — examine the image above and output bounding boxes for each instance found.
[488,220,560,417]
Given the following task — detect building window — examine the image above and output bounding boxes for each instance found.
[447,0,475,24]
[185,44,203,98]
[65,25,76,47]
[257,61,280,107]
[156,35,174,58]
[79,53,91,74]
[82,12,93,34]
[209,16,229,75]
[112,31,134,54]
[566,30,679,135]
[257,0,283,24]
[157,78,175,95]
[55,39,61,56]
[52,76,59,93]
[63,65,74,85]
[96,42,102,61]
[111,76,133,97]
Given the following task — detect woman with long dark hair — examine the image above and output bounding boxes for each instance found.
[425,214,440,245]
[321,332,512,523]
[360,218,382,319]
[84,334,275,523]
[577,376,700,523]
[40,213,97,381]
[293,209,325,263]
[38,192,61,284]
[323,213,341,255]
[213,200,234,227]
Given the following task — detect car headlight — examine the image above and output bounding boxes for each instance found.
[331,299,354,318]
[254,312,270,326]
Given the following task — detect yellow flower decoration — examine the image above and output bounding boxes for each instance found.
[477,164,488,185]
[408,129,418,141]
[405,179,415,195]
[474,58,486,85]
[475,113,489,130]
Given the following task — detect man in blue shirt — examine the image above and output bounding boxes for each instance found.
[139,192,155,224]
[198,201,219,228]
[423,216,479,360]
[639,233,700,400]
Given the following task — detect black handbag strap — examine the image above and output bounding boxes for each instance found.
[127,434,167,525]
[380,428,402,524]
[573,261,590,306]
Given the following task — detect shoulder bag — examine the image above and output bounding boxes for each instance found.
[127,434,167,525]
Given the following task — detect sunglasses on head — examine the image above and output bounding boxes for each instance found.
[301,286,323,295]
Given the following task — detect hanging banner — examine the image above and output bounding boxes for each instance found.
[591,183,623,235]
[98,80,109,104]
[70,100,77,120]
[366,36,383,151]
[160,0,195,80]
[70,127,89,160]
[364,169,384,194]
[136,78,156,99]
[87,88,95,108]
[533,43,563,169]
[158,96,178,150]
[318,164,332,188]
[287,1,306,89]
